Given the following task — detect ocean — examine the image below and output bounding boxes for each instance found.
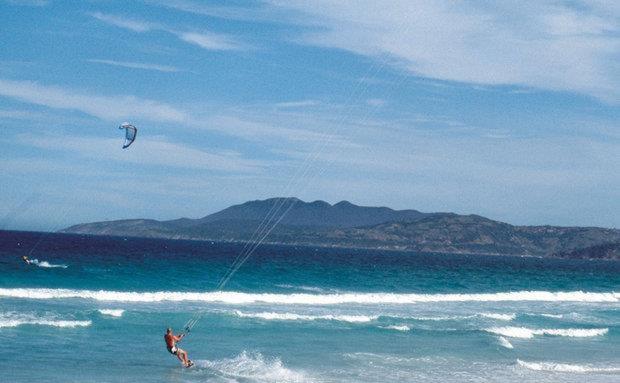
[1,230,618,382]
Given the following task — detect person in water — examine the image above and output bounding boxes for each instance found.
[22,255,32,265]
[164,328,193,367]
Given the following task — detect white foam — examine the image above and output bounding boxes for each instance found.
[30,259,68,268]
[1,288,616,305]
[517,359,620,373]
[98,309,125,317]
[233,310,377,323]
[486,326,608,339]
[480,313,515,321]
[408,315,470,321]
[197,351,312,383]
[276,284,330,293]
[538,313,564,319]
[380,325,411,332]
[498,336,514,349]
[0,313,90,328]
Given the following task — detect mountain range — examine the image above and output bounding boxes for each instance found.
[62,197,620,259]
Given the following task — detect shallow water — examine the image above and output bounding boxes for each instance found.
[1,231,618,382]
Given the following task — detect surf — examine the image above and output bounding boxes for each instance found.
[517,359,620,373]
[1,288,617,304]
[486,326,608,339]
[233,310,377,323]
[0,312,91,328]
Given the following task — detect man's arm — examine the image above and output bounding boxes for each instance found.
[173,334,185,342]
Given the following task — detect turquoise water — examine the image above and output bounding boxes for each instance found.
[1,231,619,382]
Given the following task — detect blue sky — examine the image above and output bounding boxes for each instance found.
[1,0,618,230]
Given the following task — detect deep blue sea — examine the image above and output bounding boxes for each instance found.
[1,231,619,382]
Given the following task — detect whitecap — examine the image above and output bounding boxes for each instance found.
[380,325,411,332]
[498,336,514,349]
[480,313,515,321]
[517,359,620,373]
[0,312,90,328]
[538,313,564,319]
[233,310,376,323]
[486,326,608,339]
[1,288,616,304]
[98,309,125,317]
[276,284,330,293]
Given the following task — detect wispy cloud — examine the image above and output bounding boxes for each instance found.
[89,12,155,32]
[0,78,187,122]
[87,59,180,73]
[178,32,244,51]
[4,0,48,6]
[146,0,299,24]
[17,134,265,173]
[366,98,386,107]
[89,12,247,51]
[272,1,620,102]
[0,79,347,147]
[274,100,319,108]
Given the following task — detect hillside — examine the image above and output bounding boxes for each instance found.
[552,242,620,260]
[62,198,620,258]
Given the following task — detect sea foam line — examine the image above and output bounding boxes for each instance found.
[0,288,617,305]
[486,326,608,339]
[233,310,377,323]
[517,359,620,373]
[0,313,91,328]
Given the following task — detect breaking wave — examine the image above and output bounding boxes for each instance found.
[98,309,125,317]
[0,312,90,328]
[233,310,377,323]
[196,351,313,382]
[497,336,514,349]
[380,325,411,332]
[480,313,515,321]
[276,284,333,293]
[517,359,620,373]
[1,288,617,304]
[486,326,608,339]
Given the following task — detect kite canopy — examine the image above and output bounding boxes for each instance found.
[119,123,137,149]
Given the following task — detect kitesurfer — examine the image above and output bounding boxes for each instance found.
[22,255,32,265]
[164,328,193,367]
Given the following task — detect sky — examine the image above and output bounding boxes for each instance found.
[0,0,618,231]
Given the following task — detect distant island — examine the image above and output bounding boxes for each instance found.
[62,197,620,259]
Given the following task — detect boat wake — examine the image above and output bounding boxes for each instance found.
[29,259,68,269]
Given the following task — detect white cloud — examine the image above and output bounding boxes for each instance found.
[178,32,244,51]
[89,12,246,51]
[271,1,620,102]
[0,78,187,122]
[4,0,48,6]
[17,134,265,173]
[89,12,155,32]
[0,79,347,147]
[366,98,385,107]
[87,59,180,73]
[275,100,319,108]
